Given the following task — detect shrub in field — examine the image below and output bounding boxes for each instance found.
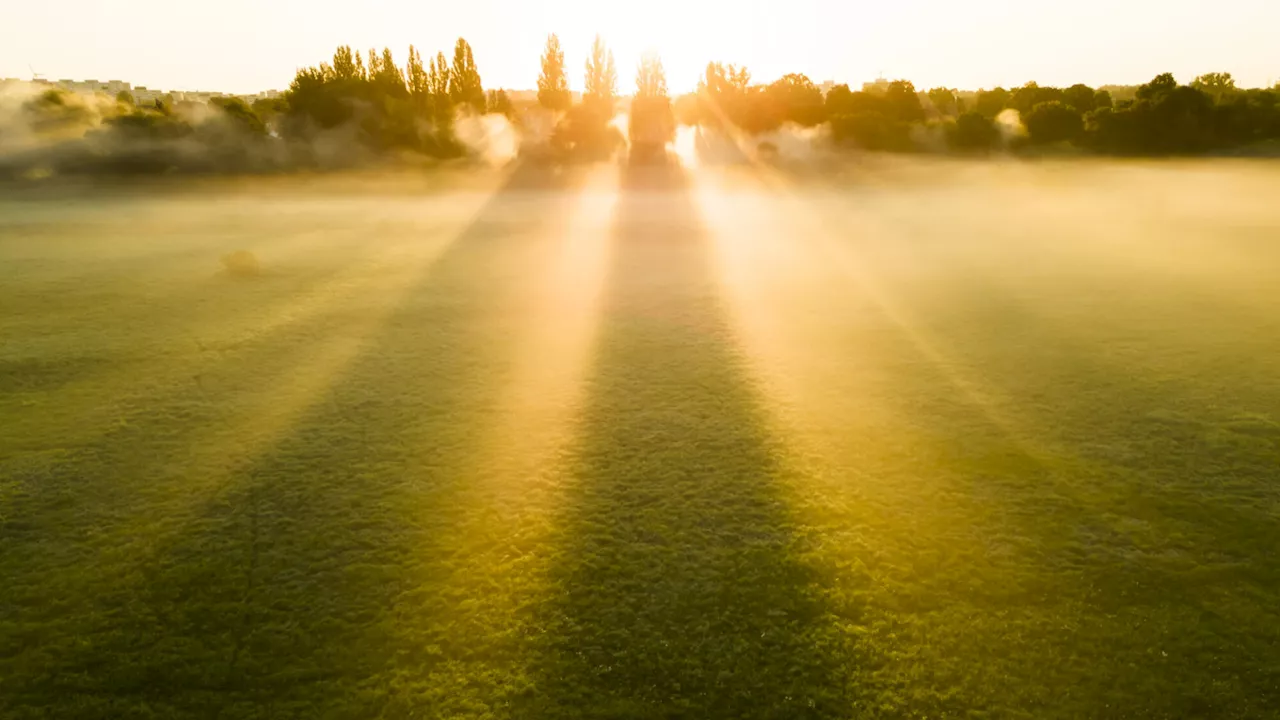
[220,250,261,277]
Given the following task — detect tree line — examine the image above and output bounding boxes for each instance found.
[277,37,1278,158]
[5,33,1279,178]
[681,66,1280,155]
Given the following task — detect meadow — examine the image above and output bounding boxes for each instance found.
[2,159,1279,718]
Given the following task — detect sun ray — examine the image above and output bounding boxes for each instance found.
[6,169,521,584]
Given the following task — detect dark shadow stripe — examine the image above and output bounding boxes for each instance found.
[1,163,593,718]
[519,164,848,719]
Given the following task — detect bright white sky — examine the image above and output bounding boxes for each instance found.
[1,0,1276,95]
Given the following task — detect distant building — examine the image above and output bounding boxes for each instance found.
[21,76,278,106]
[862,78,891,95]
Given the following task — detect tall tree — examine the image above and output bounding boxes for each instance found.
[429,52,450,99]
[630,52,675,152]
[697,62,752,128]
[584,35,617,113]
[634,52,668,99]
[331,46,361,82]
[537,33,571,112]
[406,45,428,100]
[1192,72,1237,103]
[373,48,408,98]
[450,38,485,112]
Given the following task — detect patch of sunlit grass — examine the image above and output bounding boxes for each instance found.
[3,161,1280,718]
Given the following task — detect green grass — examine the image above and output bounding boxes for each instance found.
[2,161,1280,718]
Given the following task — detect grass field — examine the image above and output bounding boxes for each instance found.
[2,159,1280,719]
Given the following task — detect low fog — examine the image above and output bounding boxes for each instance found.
[0,83,524,179]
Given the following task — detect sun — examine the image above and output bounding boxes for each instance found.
[549,0,760,94]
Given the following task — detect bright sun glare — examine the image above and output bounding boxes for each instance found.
[550,0,767,93]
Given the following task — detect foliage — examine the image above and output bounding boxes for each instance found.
[630,53,675,156]
[830,110,912,151]
[21,89,98,135]
[694,62,751,130]
[210,96,267,136]
[486,88,514,118]
[1063,83,1097,113]
[8,39,1280,173]
[883,80,925,123]
[583,34,617,115]
[406,45,429,102]
[927,87,958,116]
[449,38,485,113]
[1192,72,1237,102]
[950,111,998,150]
[975,87,1011,118]
[1025,100,1084,144]
[281,42,481,158]
[765,73,826,127]
[547,35,622,161]
[1010,82,1065,115]
[537,34,571,112]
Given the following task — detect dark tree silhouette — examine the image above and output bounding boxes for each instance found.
[1193,72,1237,103]
[1063,84,1097,113]
[450,38,485,113]
[928,87,959,117]
[1025,101,1084,144]
[975,87,1011,118]
[406,46,429,102]
[951,111,998,151]
[885,80,925,123]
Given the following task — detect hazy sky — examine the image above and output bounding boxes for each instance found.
[2,0,1276,95]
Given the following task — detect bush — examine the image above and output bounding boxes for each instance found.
[1025,101,1084,145]
[830,111,913,151]
[220,250,261,277]
[950,112,998,151]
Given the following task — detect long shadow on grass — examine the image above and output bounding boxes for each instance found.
[791,187,1280,717]
[519,163,847,719]
[2,163,591,719]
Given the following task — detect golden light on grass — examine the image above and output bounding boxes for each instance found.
[26,171,520,581]
[371,164,619,707]
[456,163,618,506]
[5,182,508,455]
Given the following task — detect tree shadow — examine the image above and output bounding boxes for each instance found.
[519,163,848,718]
[2,162,593,718]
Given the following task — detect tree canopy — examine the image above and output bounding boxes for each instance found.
[537,34,571,112]
[449,38,485,113]
[583,35,618,114]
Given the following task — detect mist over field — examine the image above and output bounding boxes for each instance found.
[2,157,1279,718]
